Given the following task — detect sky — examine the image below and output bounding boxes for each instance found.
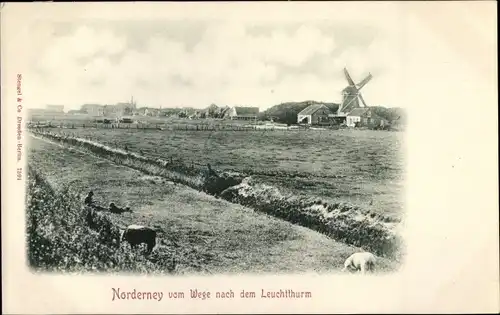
[18,2,495,112]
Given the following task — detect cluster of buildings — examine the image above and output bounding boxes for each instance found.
[66,98,261,121]
[76,97,138,117]
[202,104,259,120]
[30,65,392,129]
[297,68,387,128]
[27,105,65,117]
[297,104,386,128]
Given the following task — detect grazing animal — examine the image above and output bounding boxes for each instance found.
[342,252,376,274]
[84,191,94,206]
[109,203,122,214]
[206,163,218,178]
[109,203,132,214]
[121,224,157,253]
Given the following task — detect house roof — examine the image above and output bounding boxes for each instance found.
[46,105,64,109]
[347,108,371,117]
[234,106,259,115]
[82,104,104,109]
[298,104,331,116]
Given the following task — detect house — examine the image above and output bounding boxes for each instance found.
[103,105,121,116]
[217,106,231,118]
[135,107,150,116]
[67,109,85,115]
[27,108,49,118]
[224,106,259,120]
[81,104,105,116]
[297,104,333,125]
[205,104,219,118]
[45,105,64,113]
[114,102,136,116]
[346,108,387,127]
[147,108,160,117]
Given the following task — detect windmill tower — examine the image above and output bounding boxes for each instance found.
[337,67,373,115]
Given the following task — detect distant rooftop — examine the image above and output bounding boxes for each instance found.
[347,108,371,116]
[298,104,330,116]
[234,106,259,115]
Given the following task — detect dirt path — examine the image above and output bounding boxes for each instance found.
[28,135,397,274]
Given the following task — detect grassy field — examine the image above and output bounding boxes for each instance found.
[40,127,405,220]
[27,136,398,274]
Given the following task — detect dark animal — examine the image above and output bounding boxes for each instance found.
[121,225,157,253]
[109,203,132,214]
[205,163,218,179]
[109,203,122,214]
[84,191,94,206]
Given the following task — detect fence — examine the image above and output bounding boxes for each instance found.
[26,122,318,132]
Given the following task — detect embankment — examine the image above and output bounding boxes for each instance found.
[26,165,176,273]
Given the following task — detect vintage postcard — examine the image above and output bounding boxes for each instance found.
[1,1,498,314]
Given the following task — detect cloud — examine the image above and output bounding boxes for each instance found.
[27,19,398,110]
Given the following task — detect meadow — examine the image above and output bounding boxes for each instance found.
[27,136,399,274]
[40,126,405,220]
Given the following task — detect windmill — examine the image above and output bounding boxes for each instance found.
[337,67,373,115]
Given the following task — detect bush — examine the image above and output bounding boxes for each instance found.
[26,166,175,273]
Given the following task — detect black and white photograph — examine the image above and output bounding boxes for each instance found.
[23,9,406,276]
[2,2,498,314]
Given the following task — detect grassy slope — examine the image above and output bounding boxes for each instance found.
[46,128,405,220]
[28,136,398,274]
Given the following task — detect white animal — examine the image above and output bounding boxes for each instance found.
[342,252,376,274]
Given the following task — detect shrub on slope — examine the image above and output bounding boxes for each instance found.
[26,166,175,273]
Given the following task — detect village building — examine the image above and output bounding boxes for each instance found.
[217,106,231,118]
[103,105,122,117]
[81,104,105,116]
[67,109,85,115]
[45,105,65,113]
[297,104,333,125]
[345,108,387,127]
[134,107,158,116]
[27,108,50,118]
[113,100,137,116]
[82,97,137,117]
[224,106,259,120]
[205,104,219,118]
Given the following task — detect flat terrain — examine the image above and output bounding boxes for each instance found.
[28,136,398,274]
[45,127,405,220]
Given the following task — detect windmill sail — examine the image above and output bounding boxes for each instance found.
[358,93,368,108]
[357,73,373,90]
[343,68,356,87]
[338,68,373,114]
